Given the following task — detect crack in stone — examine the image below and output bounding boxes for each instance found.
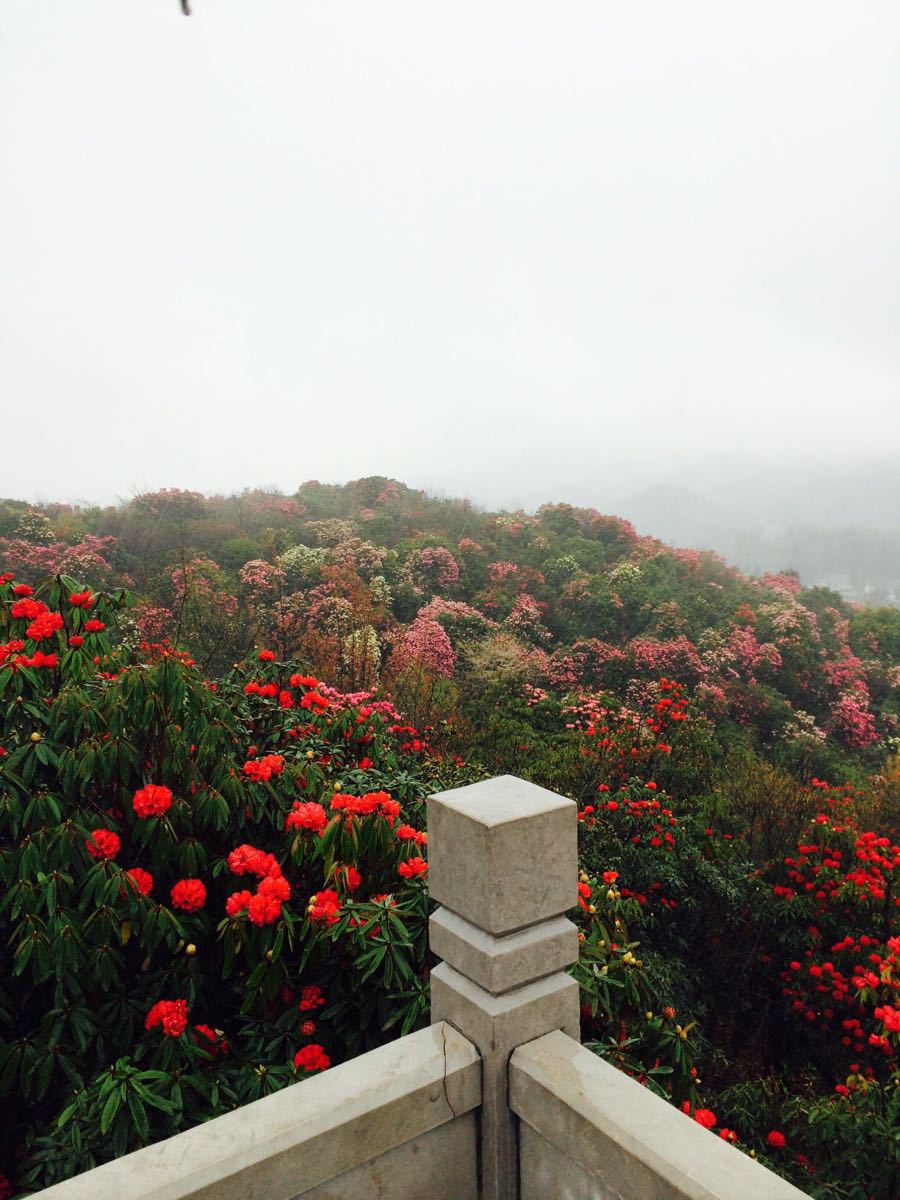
[439,1022,461,1121]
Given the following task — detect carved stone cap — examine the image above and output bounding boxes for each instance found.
[427,775,577,936]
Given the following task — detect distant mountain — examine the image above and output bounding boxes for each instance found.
[611,484,746,551]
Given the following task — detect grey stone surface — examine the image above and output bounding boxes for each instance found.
[428,773,582,1200]
[431,962,580,1200]
[521,1125,626,1200]
[427,774,577,935]
[34,1023,481,1200]
[431,962,581,1051]
[512,1030,813,1200]
[430,908,579,994]
[299,1114,478,1200]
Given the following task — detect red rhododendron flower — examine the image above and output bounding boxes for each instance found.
[126,867,154,896]
[767,1130,786,1148]
[11,598,47,620]
[245,873,291,924]
[875,1004,900,1033]
[293,1044,330,1072]
[26,611,64,641]
[307,888,341,924]
[85,828,120,860]
[69,634,84,647]
[227,843,280,878]
[194,1024,229,1056]
[693,1108,717,1129]
[225,844,289,923]
[68,590,95,608]
[290,673,319,688]
[331,793,378,816]
[300,1019,316,1036]
[247,891,283,925]
[145,998,188,1038]
[171,878,207,912]
[336,865,362,892]
[285,801,328,833]
[378,797,401,824]
[300,691,330,711]
[298,984,325,1011]
[84,619,106,633]
[12,583,33,597]
[132,784,173,818]
[398,856,427,880]
[258,649,276,661]
[243,753,285,782]
[18,650,58,669]
[226,889,254,917]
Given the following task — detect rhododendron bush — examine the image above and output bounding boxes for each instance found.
[0,574,471,1194]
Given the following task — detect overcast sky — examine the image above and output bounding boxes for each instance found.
[1,1,898,510]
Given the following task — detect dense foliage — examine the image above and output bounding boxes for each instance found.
[1,479,898,1199]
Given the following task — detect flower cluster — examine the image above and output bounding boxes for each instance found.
[132,784,174,818]
[145,999,189,1039]
[225,844,291,926]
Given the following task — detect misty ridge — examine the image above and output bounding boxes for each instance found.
[8,448,900,609]
[421,453,900,609]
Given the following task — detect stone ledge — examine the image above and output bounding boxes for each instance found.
[429,908,578,994]
[511,1030,812,1200]
[35,1023,481,1200]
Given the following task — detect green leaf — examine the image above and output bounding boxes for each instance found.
[100,1089,121,1134]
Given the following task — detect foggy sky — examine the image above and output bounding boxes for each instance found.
[1,1,898,511]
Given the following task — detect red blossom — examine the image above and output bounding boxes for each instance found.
[85,828,120,860]
[145,998,188,1038]
[293,1043,330,1072]
[132,784,173,818]
[126,867,154,896]
[170,878,207,912]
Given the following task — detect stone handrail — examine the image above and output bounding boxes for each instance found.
[511,1029,812,1200]
[34,1022,480,1200]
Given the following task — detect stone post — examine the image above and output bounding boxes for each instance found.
[427,774,580,1200]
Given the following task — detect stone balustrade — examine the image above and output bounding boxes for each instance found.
[33,1022,480,1200]
[31,773,812,1200]
[512,1029,812,1200]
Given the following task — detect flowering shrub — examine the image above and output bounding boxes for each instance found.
[0,573,472,1193]
[387,615,455,679]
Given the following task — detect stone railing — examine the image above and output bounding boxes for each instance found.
[513,1030,810,1200]
[34,1022,480,1200]
[33,773,811,1200]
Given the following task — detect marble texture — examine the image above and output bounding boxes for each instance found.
[34,1023,480,1200]
[429,908,579,995]
[427,774,577,935]
[512,1030,813,1200]
[299,1114,478,1200]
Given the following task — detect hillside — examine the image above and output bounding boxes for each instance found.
[1,478,898,783]
[1,479,899,1199]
